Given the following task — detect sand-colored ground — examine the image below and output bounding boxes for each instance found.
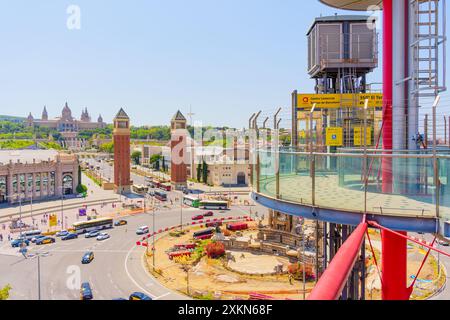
[145,224,315,300]
[143,227,445,300]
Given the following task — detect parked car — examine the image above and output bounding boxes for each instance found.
[129,292,152,300]
[438,240,450,247]
[192,215,204,221]
[203,211,214,217]
[56,230,70,238]
[36,237,55,245]
[11,238,30,248]
[31,235,47,243]
[96,233,110,241]
[82,251,94,264]
[114,220,128,227]
[80,282,93,300]
[62,233,78,241]
[136,226,149,235]
[85,230,100,238]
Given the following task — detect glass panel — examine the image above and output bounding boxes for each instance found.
[315,154,365,212]
[366,156,436,217]
[278,152,312,205]
[258,150,277,198]
[439,158,450,230]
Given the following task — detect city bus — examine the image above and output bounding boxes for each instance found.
[21,230,43,241]
[193,228,215,240]
[227,222,248,231]
[72,218,114,234]
[183,195,200,208]
[154,190,168,202]
[132,184,148,195]
[160,183,172,192]
[199,200,229,210]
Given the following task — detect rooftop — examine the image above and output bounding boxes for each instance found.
[307,14,375,35]
[172,110,186,121]
[114,108,129,120]
[319,0,382,11]
[0,150,59,164]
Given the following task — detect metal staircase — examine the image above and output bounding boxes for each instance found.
[411,0,447,98]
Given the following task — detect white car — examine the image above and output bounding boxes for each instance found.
[136,226,149,235]
[96,233,110,241]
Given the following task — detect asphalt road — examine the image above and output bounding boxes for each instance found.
[0,205,253,300]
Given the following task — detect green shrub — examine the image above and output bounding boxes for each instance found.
[76,184,88,194]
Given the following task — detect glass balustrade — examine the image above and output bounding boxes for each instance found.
[254,150,447,223]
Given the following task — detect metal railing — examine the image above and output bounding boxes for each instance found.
[253,149,450,228]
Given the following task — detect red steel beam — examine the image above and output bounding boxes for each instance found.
[368,221,450,258]
[308,221,367,300]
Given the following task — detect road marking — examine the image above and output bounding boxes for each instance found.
[124,244,157,299]
[154,292,171,300]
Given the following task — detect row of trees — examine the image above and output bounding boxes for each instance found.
[196,161,209,184]
[0,121,62,140]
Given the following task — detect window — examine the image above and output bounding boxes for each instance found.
[27,174,33,196]
[0,176,6,203]
[42,173,48,195]
[35,174,41,193]
[50,172,55,195]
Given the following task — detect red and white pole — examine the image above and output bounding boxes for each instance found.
[381,0,409,300]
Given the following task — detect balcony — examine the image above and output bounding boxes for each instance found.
[252,149,450,236]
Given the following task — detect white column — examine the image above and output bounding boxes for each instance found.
[392,0,407,151]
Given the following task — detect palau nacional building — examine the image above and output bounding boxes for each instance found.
[26,103,106,132]
[0,150,79,204]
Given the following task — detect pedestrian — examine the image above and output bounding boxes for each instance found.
[0,234,3,242]
[288,274,293,285]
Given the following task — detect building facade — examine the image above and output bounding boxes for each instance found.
[113,108,131,194]
[0,150,79,204]
[26,103,106,132]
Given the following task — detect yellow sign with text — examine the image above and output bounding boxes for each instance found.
[299,130,306,139]
[354,128,372,146]
[297,93,383,110]
[326,127,343,147]
[49,214,57,227]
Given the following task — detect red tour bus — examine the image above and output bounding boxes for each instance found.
[174,243,197,250]
[168,251,192,260]
[160,183,172,192]
[193,228,214,240]
[227,222,248,231]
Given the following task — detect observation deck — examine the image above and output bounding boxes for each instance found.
[251,149,450,237]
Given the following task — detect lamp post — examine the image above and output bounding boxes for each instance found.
[152,198,156,271]
[302,225,306,300]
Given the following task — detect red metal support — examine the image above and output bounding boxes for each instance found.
[308,221,367,300]
[381,229,409,300]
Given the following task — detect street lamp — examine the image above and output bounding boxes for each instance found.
[5,193,25,237]
[152,197,157,271]
[301,224,306,300]
[56,186,65,230]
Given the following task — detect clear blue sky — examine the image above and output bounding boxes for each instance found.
[0,1,447,128]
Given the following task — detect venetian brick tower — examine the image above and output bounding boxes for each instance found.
[113,108,131,194]
[170,110,188,190]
